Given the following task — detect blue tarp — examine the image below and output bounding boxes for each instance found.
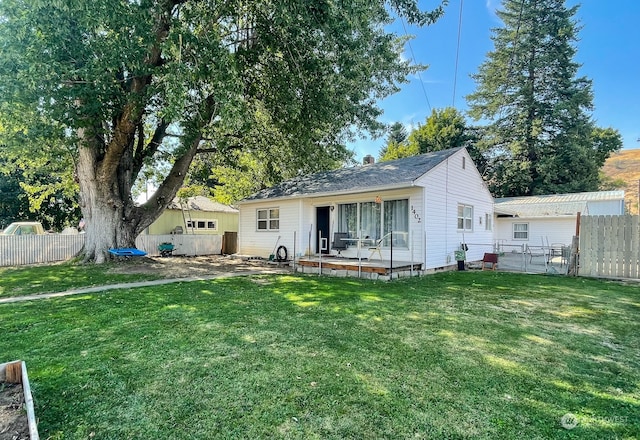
[108,248,147,257]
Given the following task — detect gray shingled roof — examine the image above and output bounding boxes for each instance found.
[495,191,625,217]
[241,147,463,202]
[166,196,238,213]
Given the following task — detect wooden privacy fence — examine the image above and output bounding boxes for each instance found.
[0,234,226,267]
[579,215,639,279]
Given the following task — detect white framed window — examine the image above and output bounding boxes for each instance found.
[513,223,529,240]
[186,219,218,231]
[457,204,473,231]
[485,213,492,231]
[257,208,279,231]
[336,199,409,248]
[360,201,381,241]
[383,199,409,247]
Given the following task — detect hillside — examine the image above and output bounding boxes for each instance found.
[602,149,640,214]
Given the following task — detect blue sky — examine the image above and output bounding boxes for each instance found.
[350,0,640,160]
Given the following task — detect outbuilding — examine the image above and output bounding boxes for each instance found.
[494,190,626,249]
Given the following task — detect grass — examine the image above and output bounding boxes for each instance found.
[0,262,161,298]
[0,271,638,439]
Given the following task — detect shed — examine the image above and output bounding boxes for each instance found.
[147,196,239,236]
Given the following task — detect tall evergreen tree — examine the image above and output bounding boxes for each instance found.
[467,0,621,197]
[378,122,411,161]
[387,122,409,145]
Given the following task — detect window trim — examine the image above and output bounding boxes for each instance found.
[256,208,280,231]
[485,213,492,231]
[457,204,474,232]
[186,219,218,231]
[512,222,529,240]
[336,198,410,249]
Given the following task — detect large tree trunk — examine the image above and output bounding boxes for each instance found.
[76,122,206,263]
[77,141,137,263]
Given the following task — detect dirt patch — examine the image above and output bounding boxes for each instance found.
[0,382,28,440]
[107,255,290,279]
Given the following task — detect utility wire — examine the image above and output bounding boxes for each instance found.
[400,16,431,112]
[452,0,464,107]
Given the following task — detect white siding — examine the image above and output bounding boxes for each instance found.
[239,188,425,263]
[308,188,424,262]
[495,217,576,249]
[238,148,494,268]
[238,201,301,257]
[417,149,494,269]
[586,199,625,215]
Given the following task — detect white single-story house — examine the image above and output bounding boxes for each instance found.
[237,147,494,271]
[146,196,239,235]
[494,190,626,249]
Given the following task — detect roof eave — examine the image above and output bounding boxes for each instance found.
[237,181,417,205]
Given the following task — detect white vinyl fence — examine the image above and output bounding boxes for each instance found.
[0,234,85,267]
[0,234,223,267]
[579,215,640,279]
[135,234,222,257]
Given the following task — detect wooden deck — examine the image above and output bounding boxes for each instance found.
[296,256,423,278]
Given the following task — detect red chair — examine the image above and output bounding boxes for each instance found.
[482,253,498,270]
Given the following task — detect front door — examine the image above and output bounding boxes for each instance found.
[316,206,331,254]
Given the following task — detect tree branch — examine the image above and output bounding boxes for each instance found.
[133,95,218,235]
[98,1,176,182]
[132,119,170,179]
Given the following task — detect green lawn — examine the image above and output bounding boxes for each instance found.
[0,262,161,298]
[0,271,638,439]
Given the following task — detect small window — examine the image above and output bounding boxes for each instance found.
[462,156,466,169]
[513,223,529,240]
[457,204,473,231]
[186,219,218,231]
[257,208,279,231]
[485,213,492,231]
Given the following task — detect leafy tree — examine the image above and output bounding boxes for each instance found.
[0,161,81,231]
[466,0,621,197]
[378,140,419,162]
[0,167,29,230]
[186,103,355,204]
[0,111,80,230]
[0,0,445,262]
[407,107,468,154]
[379,108,470,162]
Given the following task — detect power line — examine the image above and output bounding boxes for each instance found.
[452,0,464,107]
[400,16,431,112]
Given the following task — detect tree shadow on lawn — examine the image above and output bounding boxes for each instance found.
[0,271,637,438]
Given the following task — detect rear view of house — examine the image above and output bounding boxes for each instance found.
[237,147,494,273]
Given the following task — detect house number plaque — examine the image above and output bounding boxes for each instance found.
[411,205,422,223]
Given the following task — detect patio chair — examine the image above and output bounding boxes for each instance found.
[368,240,382,260]
[331,232,349,257]
[481,253,499,270]
[367,233,392,260]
